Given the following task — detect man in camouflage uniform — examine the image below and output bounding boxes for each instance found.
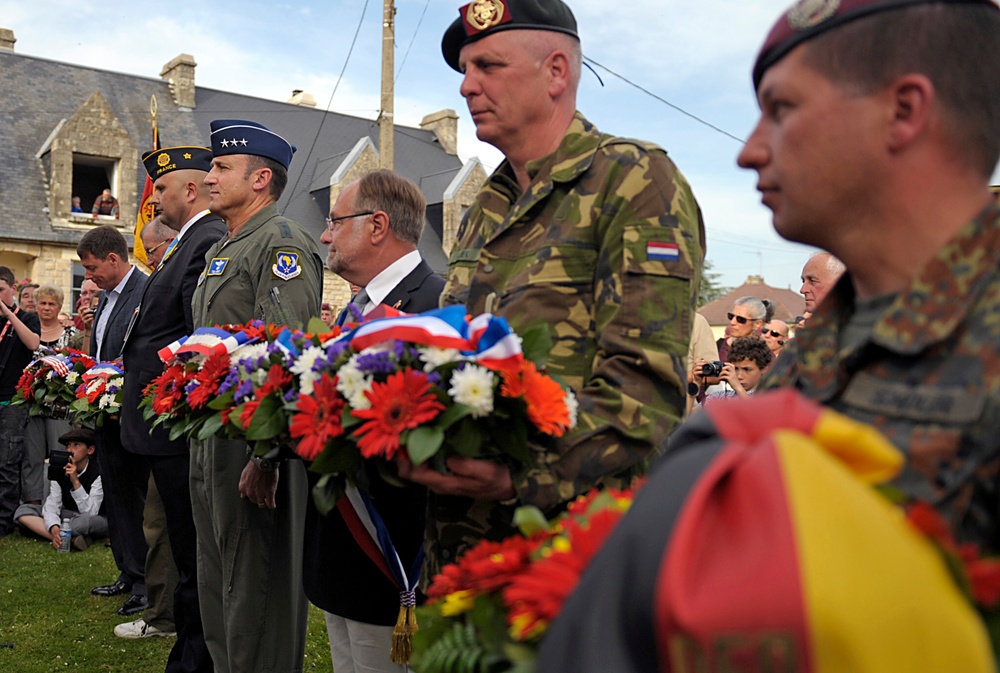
[745,0,1000,551]
[401,0,704,577]
[190,119,323,672]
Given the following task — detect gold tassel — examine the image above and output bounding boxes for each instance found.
[390,604,419,664]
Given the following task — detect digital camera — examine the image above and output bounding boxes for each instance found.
[701,361,725,377]
[48,448,72,481]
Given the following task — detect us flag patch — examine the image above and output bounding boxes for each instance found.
[647,242,679,261]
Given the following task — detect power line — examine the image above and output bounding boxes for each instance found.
[284,0,371,211]
[583,56,745,145]
[395,0,431,83]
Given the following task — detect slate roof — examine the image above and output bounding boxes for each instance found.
[0,50,464,253]
[699,276,805,325]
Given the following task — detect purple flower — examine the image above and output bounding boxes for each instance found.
[355,350,395,374]
[184,379,200,395]
[283,388,298,403]
[217,370,240,395]
[326,340,351,361]
[234,377,255,402]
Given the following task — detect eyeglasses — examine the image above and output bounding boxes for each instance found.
[144,239,170,256]
[325,211,374,230]
[766,329,787,338]
[727,312,754,325]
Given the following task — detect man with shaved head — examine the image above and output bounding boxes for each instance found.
[400,0,705,579]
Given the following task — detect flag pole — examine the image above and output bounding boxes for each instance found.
[133,94,159,268]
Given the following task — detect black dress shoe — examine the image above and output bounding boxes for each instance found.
[117,594,148,616]
[92,579,131,597]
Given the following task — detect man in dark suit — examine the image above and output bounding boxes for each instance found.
[309,169,443,672]
[119,147,226,671]
[77,225,149,616]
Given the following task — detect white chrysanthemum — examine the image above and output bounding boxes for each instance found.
[291,346,325,395]
[252,369,268,386]
[47,370,57,379]
[108,376,124,391]
[449,365,496,417]
[563,391,579,428]
[66,372,79,385]
[419,346,463,372]
[233,343,268,369]
[98,393,117,410]
[336,358,373,410]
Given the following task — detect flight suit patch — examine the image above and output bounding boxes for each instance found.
[272,251,301,281]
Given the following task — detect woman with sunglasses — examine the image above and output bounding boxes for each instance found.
[718,296,767,363]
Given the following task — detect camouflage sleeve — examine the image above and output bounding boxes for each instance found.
[515,146,705,512]
[758,338,801,391]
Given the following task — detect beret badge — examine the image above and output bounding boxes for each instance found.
[464,0,510,34]
[786,0,841,30]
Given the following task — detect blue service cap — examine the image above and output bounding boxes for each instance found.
[209,119,296,169]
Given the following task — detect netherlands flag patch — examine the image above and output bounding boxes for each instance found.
[647,242,679,262]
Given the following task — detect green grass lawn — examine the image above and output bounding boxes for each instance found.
[0,531,334,672]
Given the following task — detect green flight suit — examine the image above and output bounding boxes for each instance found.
[190,203,323,673]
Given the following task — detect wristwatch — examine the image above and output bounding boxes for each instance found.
[250,454,277,473]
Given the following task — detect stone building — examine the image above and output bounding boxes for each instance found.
[0,30,486,314]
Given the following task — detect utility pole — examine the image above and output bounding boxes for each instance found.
[379,0,395,170]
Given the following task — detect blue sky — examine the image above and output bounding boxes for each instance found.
[4,0,996,293]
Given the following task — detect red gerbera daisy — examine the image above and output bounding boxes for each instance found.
[256,364,294,399]
[290,373,346,460]
[149,363,188,415]
[352,370,444,460]
[188,353,230,410]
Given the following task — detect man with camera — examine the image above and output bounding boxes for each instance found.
[14,426,107,551]
[693,336,773,405]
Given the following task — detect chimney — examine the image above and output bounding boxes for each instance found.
[160,54,197,109]
[420,109,459,156]
[287,90,317,108]
[0,28,15,52]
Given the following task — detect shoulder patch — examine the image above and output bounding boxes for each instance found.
[272,251,302,281]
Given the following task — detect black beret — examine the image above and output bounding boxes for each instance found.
[442,0,578,72]
[142,146,212,180]
[753,0,999,89]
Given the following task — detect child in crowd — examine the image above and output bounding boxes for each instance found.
[14,426,107,550]
[701,336,773,405]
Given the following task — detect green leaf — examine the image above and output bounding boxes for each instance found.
[436,403,473,430]
[306,316,330,335]
[407,425,445,465]
[70,398,89,412]
[309,439,360,475]
[207,390,235,411]
[196,414,225,441]
[311,474,345,516]
[513,506,549,537]
[246,393,287,441]
[518,323,553,368]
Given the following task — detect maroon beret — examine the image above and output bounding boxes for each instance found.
[753,0,999,89]
[442,0,578,72]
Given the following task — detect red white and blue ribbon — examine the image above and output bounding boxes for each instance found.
[336,483,424,602]
[82,361,124,383]
[348,306,523,370]
[158,327,257,362]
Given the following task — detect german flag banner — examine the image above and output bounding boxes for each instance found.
[539,390,994,673]
[133,123,159,268]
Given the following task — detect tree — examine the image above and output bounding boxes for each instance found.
[698,260,730,308]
